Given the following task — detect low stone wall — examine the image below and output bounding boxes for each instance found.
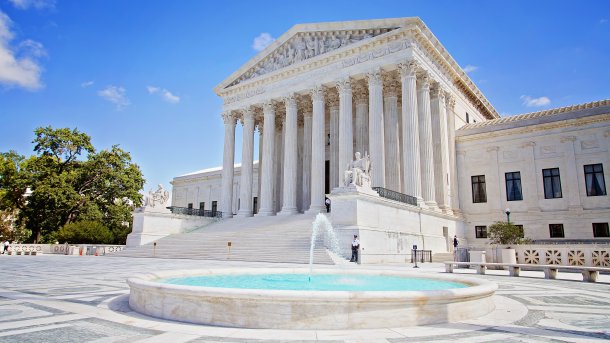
[5,244,126,256]
[470,244,610,267]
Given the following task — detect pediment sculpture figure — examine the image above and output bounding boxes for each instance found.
[143,184,170,208]
[343,151,372,189]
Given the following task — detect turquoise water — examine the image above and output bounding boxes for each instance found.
[160,273,468,291]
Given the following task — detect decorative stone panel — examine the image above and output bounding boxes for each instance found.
[523,250,539,264]
[545,250,561,265]
[568,250,585,266]
[592,250,610,267]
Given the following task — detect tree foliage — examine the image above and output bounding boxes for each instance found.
[0,127,144,243]
[57,221,114,244]
[487,221,530,245]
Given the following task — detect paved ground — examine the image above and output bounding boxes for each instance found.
[0,255,609,342]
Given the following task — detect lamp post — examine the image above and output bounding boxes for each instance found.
[412,244,419,268]
[505,208,511,224]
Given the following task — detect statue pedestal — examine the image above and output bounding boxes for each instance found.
[328,188,463,264]
[126,207,216,246]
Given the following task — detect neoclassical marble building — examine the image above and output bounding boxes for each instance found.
[170,18,610,257]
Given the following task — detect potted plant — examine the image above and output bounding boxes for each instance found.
[487,221,531,265]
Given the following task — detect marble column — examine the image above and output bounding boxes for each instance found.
[383,74,401,192]
[280,94,298,215]
[274,119,284,213]
[257,124,263,213]
[302,107,313,212]
[237,108,255,217]
[417,72,437,209]
[328,91,340,189]
[367,68,385,188]
[354,82,368,156]
[307,86,326,213]
[399,60,423,204]
[430,85,451,214]
[220,111,237,218]
[446,95,460,214]
[337,78,353,186]
[256,102,276,216]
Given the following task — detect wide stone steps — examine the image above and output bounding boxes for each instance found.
[109,213,336,264]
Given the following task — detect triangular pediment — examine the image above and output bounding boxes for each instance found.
[217,18,422,91]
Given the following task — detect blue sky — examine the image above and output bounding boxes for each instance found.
[1,0,609,192]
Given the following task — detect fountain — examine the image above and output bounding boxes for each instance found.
[309,213,341,276]
[127,213,497,329]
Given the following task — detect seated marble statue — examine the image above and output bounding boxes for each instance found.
[143,184,170,208]
[344,151,371,188]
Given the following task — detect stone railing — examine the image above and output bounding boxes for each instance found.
[5,244,126,256]
[471,244,610,267]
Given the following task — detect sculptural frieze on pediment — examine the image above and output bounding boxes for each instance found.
[227,28,398,88]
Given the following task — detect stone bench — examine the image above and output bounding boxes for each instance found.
[444,261,608,283]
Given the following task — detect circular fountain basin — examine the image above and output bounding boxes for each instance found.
[127,268,497,329]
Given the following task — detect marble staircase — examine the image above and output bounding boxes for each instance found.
[109,213,336,264]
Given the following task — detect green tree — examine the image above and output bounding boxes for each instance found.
[487,221,529,245]
[57,221,114,244]
[0,127,144,243]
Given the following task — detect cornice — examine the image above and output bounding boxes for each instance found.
[456,113,610,143]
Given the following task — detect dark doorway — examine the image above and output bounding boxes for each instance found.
[253,197,258,214]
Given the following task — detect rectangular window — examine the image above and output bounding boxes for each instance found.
[471,175,487,203]
[211,201,218,216]
[187,203,193,209]
[543,168,562,199]
[199,202,205,211]
[584,164,607,196]
[593,223,610,238]
[505,171,523,201]
[549,224,565,238]
[475,226,487,238]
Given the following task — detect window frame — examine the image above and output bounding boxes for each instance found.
[592,223,610,238]
[584,163,607,196]
[549,224,565,238]
[475,226,487,239]
[471,175,487,203]
[505,171,523,201]
[543,168,562,199]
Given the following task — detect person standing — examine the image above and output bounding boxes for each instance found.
[350,235,360,262]
[453,235,459,261]
[325,197,331,213]
[4,240,9,254]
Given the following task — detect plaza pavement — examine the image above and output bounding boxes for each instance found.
[0,254,609,342]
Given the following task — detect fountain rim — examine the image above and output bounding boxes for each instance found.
[127,267,497,301]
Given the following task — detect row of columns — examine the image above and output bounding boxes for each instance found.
[220,60,459,218]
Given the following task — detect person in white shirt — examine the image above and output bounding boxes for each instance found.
[350,235,360,262]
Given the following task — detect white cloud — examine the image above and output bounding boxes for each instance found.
[98,85,130,110]
[252,32,274,52]
[8,0,55,10]
[147,85,180,104]
[81,80,94,88]
[600,18,608,24]
[463,65,478,73]
[520,95,551,107]
[0,11,45,90]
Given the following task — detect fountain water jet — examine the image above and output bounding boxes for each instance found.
[309,213,341,277]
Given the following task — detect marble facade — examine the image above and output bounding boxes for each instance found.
[168,18,610,254]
